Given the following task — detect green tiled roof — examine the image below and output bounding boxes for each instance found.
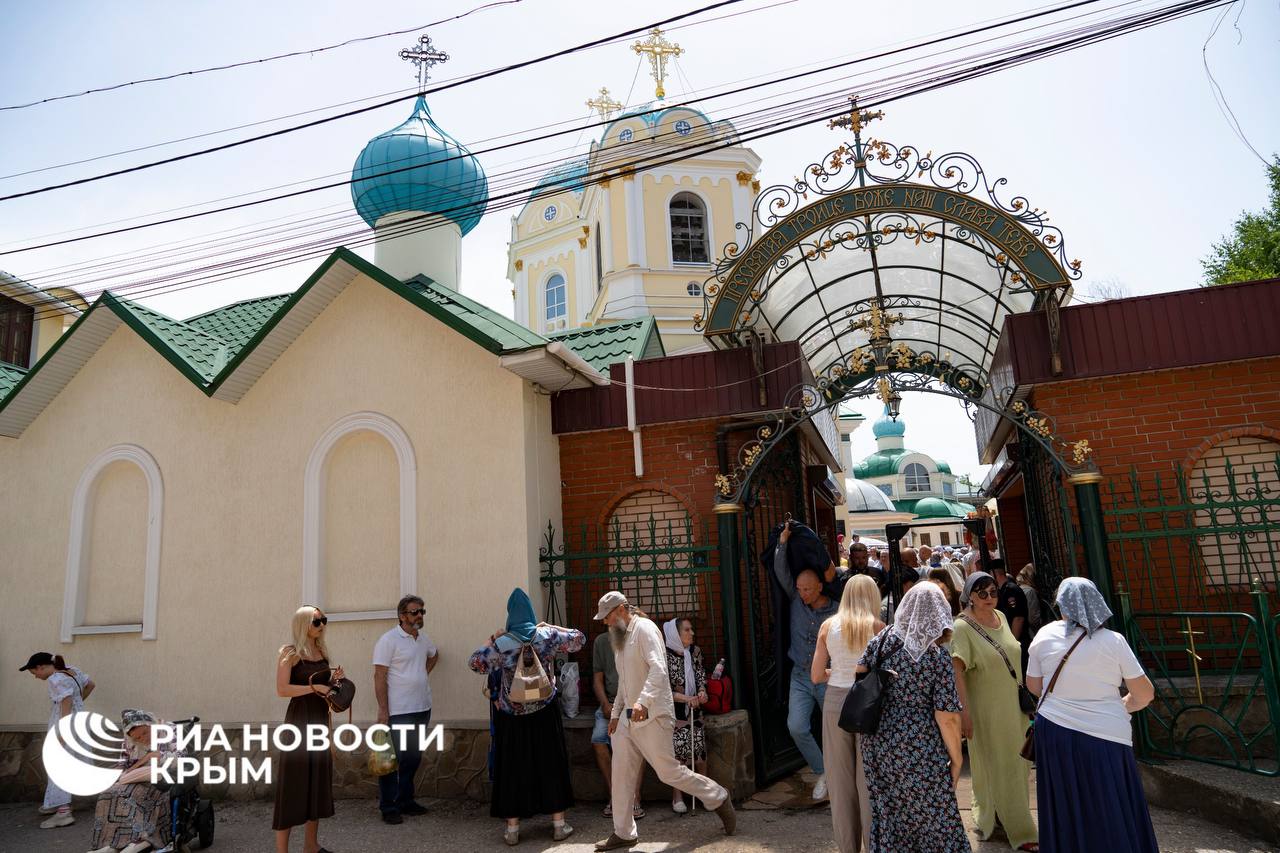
[186,293,291,358]
[852,448,910,479]
[0,249,566,432]
[0,363,26,397]
[108,295,228,382]
[548,317,664,373]
[402,275,547,354]
[894,497,972,519]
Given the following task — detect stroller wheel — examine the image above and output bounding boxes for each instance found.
[196,800,215,848]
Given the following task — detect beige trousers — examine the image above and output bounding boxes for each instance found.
[610,715,728,840]
[822,685,871,853]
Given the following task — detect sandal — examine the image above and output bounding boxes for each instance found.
[1018,845,1039,852]
[632,804,646,820]
[602,803,613,817]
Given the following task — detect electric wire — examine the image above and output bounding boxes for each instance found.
[15,0,1230,321]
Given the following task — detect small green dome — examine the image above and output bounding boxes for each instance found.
[910,497,970,519]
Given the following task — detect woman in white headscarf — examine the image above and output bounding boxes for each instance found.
[1027,577,1158,853]
[662,616,708,813]
[856,583,970,853]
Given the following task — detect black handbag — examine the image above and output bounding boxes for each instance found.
[959,614,1037,715]
[838,634,897,734]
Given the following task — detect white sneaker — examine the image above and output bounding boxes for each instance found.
[812,775,828,801]
[672,799,688,814]
[40,812,74,829]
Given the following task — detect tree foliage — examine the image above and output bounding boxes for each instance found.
[1202,158,1280,286]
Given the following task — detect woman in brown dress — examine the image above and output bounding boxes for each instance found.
[273,605,343,853]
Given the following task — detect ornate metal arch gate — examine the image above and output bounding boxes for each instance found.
[695,102,1117,782]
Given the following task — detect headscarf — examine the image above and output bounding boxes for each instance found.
[890,582,955,661]
[961,551,979,575]
[504,588,538,643]
[1056,576,1112,635]
[960,571,995,607]
[662,618,697,700]
[121,708,160,733]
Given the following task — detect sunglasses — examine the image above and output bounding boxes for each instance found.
[311,617,328,627]
[403,609,426,617]
[971,589,997,600]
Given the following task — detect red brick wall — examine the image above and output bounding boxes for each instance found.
[1029,356,1280,616]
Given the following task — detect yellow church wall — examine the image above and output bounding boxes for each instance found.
[640,173,734,268]
[524,252,577,332]
[0,273,559,729]
[34,314,67,361]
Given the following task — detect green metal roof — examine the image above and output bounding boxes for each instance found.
[185,293,291,358]
[0,248,562,433]
[109,295,229,382]
[852,448,910,479]
[894,497,972,518]
[0,363,26,398]
[548,317,664,373]
[402,274,547,354]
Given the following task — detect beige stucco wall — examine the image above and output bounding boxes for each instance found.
[0,273,561,728]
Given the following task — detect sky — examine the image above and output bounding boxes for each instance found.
[1,0,1276,482]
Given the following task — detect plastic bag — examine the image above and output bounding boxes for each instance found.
[366,728,398,777]
[559,661,580,718]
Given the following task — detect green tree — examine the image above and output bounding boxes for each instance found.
[1202,158,1280,285]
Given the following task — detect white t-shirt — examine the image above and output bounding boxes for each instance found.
[1027,621,1145,746]
[373,625,439,716]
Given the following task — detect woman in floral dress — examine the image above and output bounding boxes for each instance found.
[662,616,709,813]
[858,582,971,853]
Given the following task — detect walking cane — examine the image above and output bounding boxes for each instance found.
[688,704,697,814]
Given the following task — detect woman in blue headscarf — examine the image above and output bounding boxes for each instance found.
[1026,577,1158,853]
[469,589,585,847]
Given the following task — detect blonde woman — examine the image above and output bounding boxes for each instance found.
[273,606,344,853]
[812,574,883,853]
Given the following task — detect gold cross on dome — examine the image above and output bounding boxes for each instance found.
[399,34,449,92]
[632,27,683,99]
[828,96,884,136]
[586,87,623,120]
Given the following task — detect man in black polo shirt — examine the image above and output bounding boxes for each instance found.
[990,558,1031,668]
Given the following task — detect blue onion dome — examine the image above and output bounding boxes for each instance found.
[871,405,906,438]
[351,96,488,236]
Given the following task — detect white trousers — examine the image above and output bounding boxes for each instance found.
[610,715,728,840]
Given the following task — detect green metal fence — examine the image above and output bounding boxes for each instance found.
[1105,456,1280,775]
[538,516,724,679]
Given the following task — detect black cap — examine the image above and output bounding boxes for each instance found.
[19,652,55,672]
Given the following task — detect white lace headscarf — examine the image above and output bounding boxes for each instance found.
[890,582,955,661]
[662,618,697,699]
[1056,576,1113,635]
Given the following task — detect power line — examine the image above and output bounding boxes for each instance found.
[3,0,1126,257]
[0,1,527,112]
[0,1,751,204]
[16,0,1231,320]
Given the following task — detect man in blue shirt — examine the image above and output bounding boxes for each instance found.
[773,524,839,800]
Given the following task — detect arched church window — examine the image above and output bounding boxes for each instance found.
[687,282,703,297]
[670,193,709,264]
[545,273,567,331]
[904,462,931,493]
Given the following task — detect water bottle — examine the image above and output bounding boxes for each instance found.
[711,658,725,679]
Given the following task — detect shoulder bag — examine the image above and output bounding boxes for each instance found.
[508,635,554,704]
[308,667,356,724]
[960,613,1037,715]
[1020,628,1088,763]
[838,634,898,734]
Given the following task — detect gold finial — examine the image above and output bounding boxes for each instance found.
[632,27,683,100]
[828,96,883,136]
[586,87,623,120]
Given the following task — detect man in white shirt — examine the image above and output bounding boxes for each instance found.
[373,595,440,824]
[593,591,736,851]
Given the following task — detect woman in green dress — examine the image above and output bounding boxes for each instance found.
[952,572,1038,852]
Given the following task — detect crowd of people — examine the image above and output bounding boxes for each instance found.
[22,530,1161,853]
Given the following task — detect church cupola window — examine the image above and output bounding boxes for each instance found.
[544,273,567,331]
[670,192,709,264]
[904,462,931,493]
[686,282,703,297]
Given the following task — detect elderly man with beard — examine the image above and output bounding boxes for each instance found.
[592,592,736,851]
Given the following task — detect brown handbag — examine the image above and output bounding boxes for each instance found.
[1020,628,1088,763]
[309,668,356,724]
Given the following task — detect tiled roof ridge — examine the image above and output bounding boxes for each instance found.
[113,295,230,348]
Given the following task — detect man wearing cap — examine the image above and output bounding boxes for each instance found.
[592,591,736,851]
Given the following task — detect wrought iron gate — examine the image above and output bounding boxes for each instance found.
[740,433,808,783]
[1020,437,1080,601]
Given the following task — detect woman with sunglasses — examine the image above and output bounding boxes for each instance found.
[273,606,344,853]
[951,573,1037,852]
